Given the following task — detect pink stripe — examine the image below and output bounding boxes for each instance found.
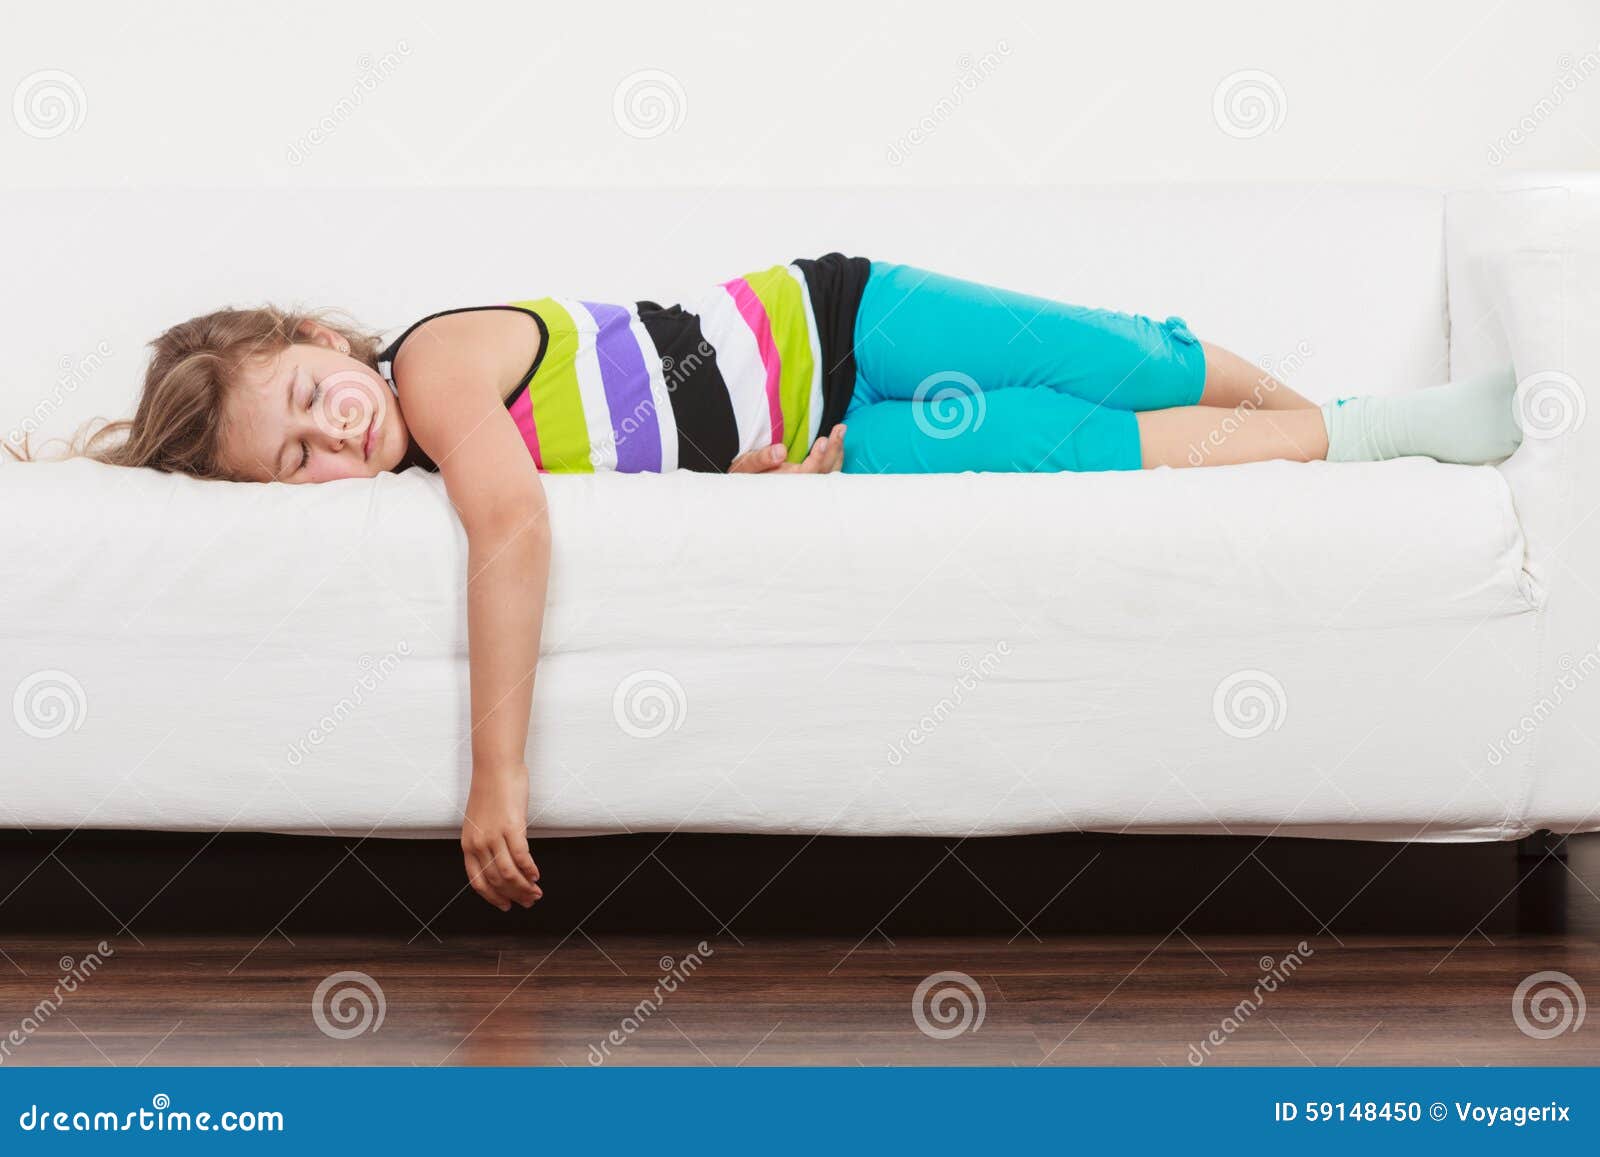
[507,388,544,469]
[723,277,783,446]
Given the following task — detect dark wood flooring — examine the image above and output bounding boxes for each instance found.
[0,932,1594,1066]
[2,830,1596,1065]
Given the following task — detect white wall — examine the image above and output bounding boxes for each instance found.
[4,0,1599,190]
[4,0,1599,447]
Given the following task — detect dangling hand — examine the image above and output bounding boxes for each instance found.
[461,761,542,911]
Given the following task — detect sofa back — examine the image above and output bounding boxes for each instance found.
[2,184,1451,450]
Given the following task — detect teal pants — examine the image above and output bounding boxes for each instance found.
[842,262,1208,473]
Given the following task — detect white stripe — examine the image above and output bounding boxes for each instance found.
[787,263,826,446]
[557,299,619,472]
[628,309,678,472]
[691,284,772,457]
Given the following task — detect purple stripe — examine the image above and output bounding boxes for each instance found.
[581,300,660,473]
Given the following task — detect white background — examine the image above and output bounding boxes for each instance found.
[4,0,1599,446]
[4,0,1599,189]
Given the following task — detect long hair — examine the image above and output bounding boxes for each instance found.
[4,306,384,480]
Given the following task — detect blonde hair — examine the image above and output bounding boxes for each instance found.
[3,305,384,480]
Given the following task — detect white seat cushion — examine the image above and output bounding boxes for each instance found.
[0,455,1542,841]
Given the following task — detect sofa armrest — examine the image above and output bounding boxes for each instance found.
[1448,177,1600,592]
[1446,176,1600,831]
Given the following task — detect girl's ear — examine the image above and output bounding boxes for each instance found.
[295,320,352,355]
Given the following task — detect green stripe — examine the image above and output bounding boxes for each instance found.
[743,266,815,463]
[512,297,593,473]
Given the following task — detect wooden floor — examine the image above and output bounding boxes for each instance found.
[2,932,1595,1066]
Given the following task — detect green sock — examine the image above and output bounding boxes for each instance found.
[1319,366,1523,464]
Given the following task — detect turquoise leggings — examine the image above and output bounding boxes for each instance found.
[842,262,1208,473]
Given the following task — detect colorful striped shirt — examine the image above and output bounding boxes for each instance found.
[378,253,871,474]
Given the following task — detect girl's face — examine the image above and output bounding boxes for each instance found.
[219,324,411,483]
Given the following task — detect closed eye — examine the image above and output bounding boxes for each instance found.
[298,378,322,472]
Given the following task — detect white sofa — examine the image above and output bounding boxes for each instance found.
[3,180,1598,843]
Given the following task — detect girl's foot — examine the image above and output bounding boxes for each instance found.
[1319,367,1522,465]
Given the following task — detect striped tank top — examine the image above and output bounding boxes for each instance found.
[379,252,871,474]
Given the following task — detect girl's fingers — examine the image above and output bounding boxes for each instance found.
[481,845,519,909]
[512,841,542,887]
[731,426,847,475]
[738,435,852,474]
[489,848,527,905]
[480,858,513,911]
[494,839,539,906]
[508,837,544,903]
[729,444,785,473]
[811,428,840,473]
[464,849,509,911]
[799,438,828,472]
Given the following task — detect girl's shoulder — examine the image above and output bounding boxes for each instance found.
[385,305,546,406]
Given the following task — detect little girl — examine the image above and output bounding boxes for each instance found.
[12,252,1524,911]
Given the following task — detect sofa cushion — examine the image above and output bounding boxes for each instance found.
[0,455,1542,840]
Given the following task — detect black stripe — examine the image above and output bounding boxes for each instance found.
[792,253,872,435]
[636,302,741,473]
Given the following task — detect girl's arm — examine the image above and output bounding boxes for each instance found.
[394,310,550,911]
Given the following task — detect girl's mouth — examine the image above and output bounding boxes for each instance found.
[364,417,379,460]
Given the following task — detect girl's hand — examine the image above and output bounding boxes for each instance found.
[728,423,846,474]
[461,762,542,911]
